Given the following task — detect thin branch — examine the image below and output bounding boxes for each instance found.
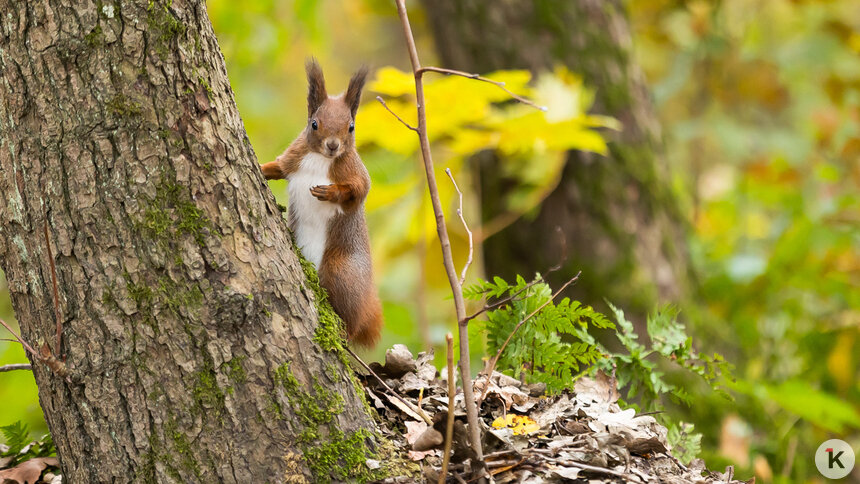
[345,346,432,425]
[543,457,640,482]
[0,363,32,373]
[479,272,581,403]
[393,0,484,468]
[43,219,62,356]
[0,318,38,357]
[416,66,547,111]
[466,266,562,322]
[439,333,456,484]
[445,168,473,286]
[376,96,418,132]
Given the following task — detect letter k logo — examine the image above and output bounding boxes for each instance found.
[816,440,854,478]
[827,448,845,469]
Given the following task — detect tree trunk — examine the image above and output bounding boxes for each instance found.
[422,0,693,319]
[0,1,377,482]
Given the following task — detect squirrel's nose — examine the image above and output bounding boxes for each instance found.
[326,140,340,152]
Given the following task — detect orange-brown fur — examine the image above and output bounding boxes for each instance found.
[260,60,382,347]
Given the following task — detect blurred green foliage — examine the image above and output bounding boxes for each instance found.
[630,0,860,481]
[1,2,857,483]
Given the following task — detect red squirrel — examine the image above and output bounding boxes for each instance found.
[260,59,382,347]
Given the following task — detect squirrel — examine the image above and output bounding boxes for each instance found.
[260,59,382,347]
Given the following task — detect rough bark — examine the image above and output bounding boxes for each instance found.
[0,1,377,482]
[422,0,693,319]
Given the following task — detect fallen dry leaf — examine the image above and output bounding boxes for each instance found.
[574,370,620,404]
[404,421,435,461]
[382,344,417,377]
[0,457,59,484]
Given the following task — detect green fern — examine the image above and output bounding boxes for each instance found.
[1,421,30,456]
[468,275,613,393]
[1,421,56,468]
[471,274,733,409]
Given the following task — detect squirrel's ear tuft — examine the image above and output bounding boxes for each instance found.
[345,65,369,118]
[306,58,327,118]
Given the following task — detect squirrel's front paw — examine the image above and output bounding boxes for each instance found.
[310,184,335,201]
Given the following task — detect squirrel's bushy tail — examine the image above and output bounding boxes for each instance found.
[348,295,383,348]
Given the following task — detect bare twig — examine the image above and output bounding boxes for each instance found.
[43,220,62,356]
[376,96,418,132]
[446,168,473,286]
[543,456,640,481]
[0,363,32,373]
[439,333,456,484]
[416,179,431,350]
[466,273,547,322]
[393,0,484,467]
[416,66,547,111]
[0,318,38,357]
[345,346,432,425]
[479,272,581,403]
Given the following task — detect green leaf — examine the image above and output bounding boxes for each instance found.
[764,380,860,433]
[1,421,30,456]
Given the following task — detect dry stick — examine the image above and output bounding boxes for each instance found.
[344,346,432,425]
[375,96,417,132]
[439,333,456,484]
[416,179,431,350]
[0,318,39,357]
[416,66,547,112]
[465,271,554,322]
[479,272,581,403]
[445,169,473,286]
[0,363,33,373]
[393,0,485,468]
[43,220,62,356]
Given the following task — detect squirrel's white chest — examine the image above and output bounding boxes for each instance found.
[287,153,341,268]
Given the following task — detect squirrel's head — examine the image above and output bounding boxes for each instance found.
[304,59,368,159]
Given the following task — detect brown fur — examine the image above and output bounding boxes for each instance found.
[260,60,382,347]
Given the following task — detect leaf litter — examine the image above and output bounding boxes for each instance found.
[362,344,752,483]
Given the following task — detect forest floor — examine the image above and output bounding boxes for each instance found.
[365,344,752,484]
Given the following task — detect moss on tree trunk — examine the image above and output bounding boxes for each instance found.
[422,0,694,320]
[0,0,381,481]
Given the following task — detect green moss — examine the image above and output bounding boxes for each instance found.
[295,250,347,357]
[191,358,225,418]
[272,362,378,482]
[107,92,142,118]
[101,287,116,307]
[303,428,379,483]
[139,178,214,247]
[324,363,338,382]
[158,277,203,314]
[127,278,154,307]
[197,75,214,101]
[146,0,187,60]
[170,427,201,479]
[224,356,247,384]
[84,25,103,47]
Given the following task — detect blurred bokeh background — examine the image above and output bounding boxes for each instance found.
[1,0,858,481]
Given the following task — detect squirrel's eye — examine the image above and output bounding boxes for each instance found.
[311,120,318,130]
[348,123,355,133]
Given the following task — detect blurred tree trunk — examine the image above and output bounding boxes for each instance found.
[0,1,376,482]
[422,0,692,318]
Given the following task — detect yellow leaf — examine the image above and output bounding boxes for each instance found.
[367,66,415,97]
[491,414,540,435]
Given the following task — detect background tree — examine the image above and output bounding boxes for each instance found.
[421,0,693,320]
[0,0,377,481]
